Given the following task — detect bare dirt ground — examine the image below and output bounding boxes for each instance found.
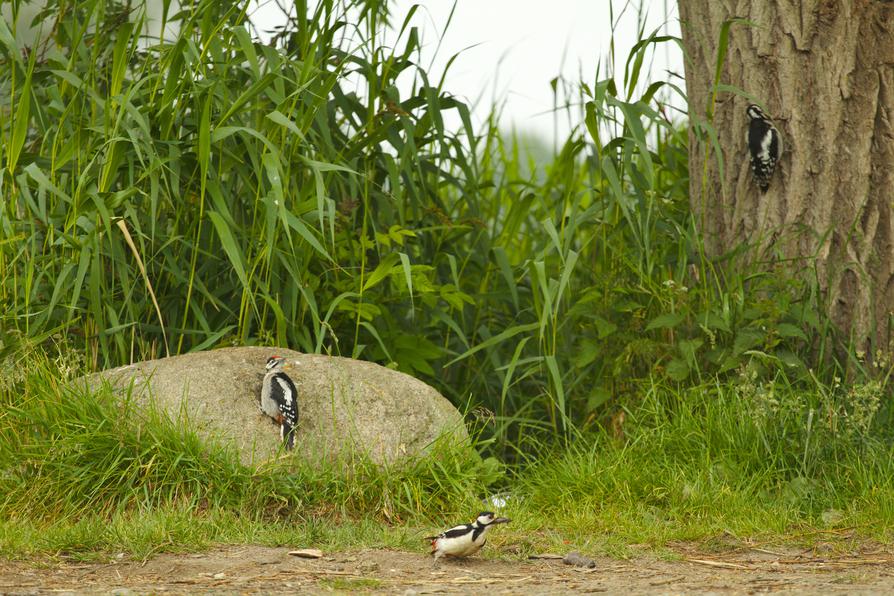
[2,544,894,595]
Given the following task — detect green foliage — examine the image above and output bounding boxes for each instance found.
[0,0,883,452]
[4,359,894,558]
[2,0,894,559]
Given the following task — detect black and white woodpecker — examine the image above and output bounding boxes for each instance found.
[425,511,510,562]
[260,355,299,450]
[746,103,782,193]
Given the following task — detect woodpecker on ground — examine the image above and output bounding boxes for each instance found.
[260,355,299,450]
[425,512,510,562]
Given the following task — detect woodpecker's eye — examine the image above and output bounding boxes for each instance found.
[477,512,495,524]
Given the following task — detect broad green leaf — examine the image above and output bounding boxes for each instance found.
[266,110,304,138]
[7,56,33,174]
[198,94,211,185]
[666,358,690,381]
[446,322,540,367]
[398,252,414,309]
[207,210,248,289]
[492,247,518,310]
[776,323,808,341]
[362,253,400,292]
[646,312,685,331]
[733,329,765,356]
[110,21,133,98]
[282,210,332,261]
[0,15,16,53]
[593,316,617,339]
[678,338,704,365]
[545,354,568,433]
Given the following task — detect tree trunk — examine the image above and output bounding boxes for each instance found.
[677,0,894,356]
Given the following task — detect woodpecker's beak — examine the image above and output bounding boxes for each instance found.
[492,517,511,524]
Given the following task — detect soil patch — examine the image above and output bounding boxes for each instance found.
[2,544,894,594]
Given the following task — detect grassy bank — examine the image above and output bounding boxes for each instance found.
[2,351,892,559]
[2,0,893,559]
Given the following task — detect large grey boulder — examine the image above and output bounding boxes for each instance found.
[80,347,469,466]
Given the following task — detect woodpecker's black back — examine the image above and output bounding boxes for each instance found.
[424,511,500,542]
[746,104,781,193]
[270,372,298,449]
[427,523,475,541]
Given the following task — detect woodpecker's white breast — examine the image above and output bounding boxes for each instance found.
[430,524,489,558]
[260,369,284,419]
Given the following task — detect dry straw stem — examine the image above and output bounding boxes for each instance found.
[116,218,170,357]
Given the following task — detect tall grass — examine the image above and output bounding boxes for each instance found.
[2,0,894,557]
[519,376,894,544]
[0,0,883,454]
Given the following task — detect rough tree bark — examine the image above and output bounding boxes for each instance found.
[677,0,894,356]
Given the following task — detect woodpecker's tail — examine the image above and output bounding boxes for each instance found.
[281,421,296,450]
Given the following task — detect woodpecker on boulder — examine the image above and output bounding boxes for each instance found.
[425,511,510,562]
[260,355,299,450]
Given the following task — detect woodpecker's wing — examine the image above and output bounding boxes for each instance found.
[271,372,299,450]
[272,373,297,396]
[272,374,298,420]
[425,523,473,541]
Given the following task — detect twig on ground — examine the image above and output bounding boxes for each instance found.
[686,558,750,570]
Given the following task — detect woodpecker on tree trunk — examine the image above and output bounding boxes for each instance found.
[260,355,299,450]
[425,512,510,563]
[746,103,782,193]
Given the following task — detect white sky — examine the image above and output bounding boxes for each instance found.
[4,0,683,142]
[249,0,684,141]
[386,1,683,140]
